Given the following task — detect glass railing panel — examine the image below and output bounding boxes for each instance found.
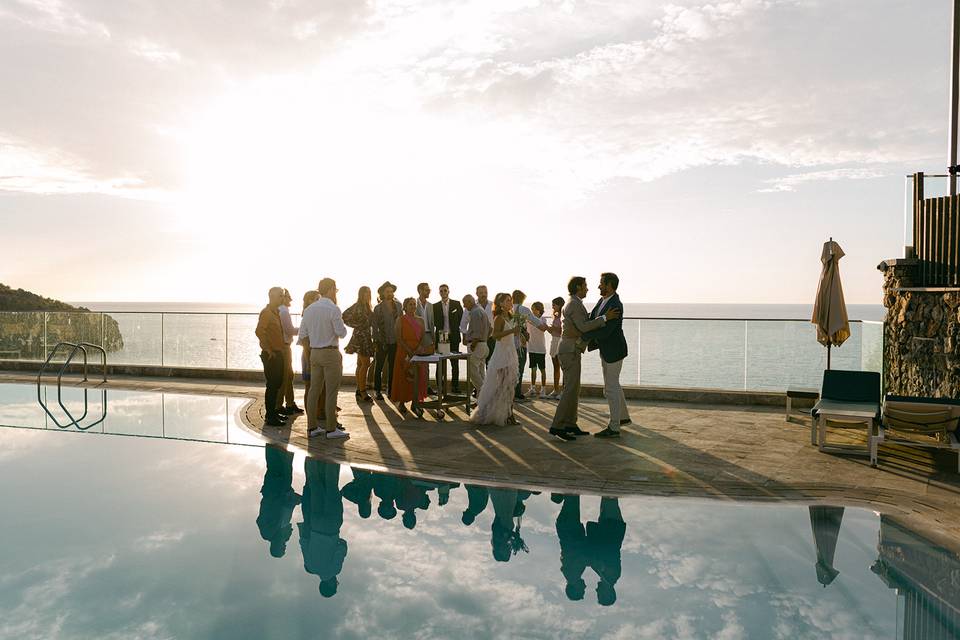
[226,313,259,370]
[860,321,884,374]
[639,319,746,389]
[104,312,162,366]
[161,314,227,368]
[44,311,104,359]
[745,321,865,391]
[0,311,44,361]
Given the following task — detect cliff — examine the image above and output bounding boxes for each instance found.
[0,284,124,359]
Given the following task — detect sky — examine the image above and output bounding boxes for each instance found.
[0,0,953,305]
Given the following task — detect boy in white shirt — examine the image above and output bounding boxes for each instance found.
[527,302,549,399]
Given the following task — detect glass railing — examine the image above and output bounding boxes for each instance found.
[0,311,882,392]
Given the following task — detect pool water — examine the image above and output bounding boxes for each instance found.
[0,383,957,639]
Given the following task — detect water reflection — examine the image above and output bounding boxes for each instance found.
[256,445,300,558]
[300,458,347,598]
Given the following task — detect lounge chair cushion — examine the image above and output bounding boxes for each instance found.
[884,397,960,434]
[821,370,881,404]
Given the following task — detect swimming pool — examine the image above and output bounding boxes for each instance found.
[0,383,956,639]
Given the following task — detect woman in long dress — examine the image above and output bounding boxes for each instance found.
[471,292,521,426]
[390,297,429,416]
[343,286,375,404]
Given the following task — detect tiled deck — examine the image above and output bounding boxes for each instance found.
[5,371,959,548]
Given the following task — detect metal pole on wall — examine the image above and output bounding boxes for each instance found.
[950,0,960,195]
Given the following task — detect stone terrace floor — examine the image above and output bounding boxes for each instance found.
[4,371,959,550]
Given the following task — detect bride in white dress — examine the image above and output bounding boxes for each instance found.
[471,292,521,426]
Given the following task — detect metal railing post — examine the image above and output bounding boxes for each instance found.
[161,313,165,367]
[43,312,48,358]
[225,314,229,369]
[743,320,748,391]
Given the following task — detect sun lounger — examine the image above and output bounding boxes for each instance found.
[810,370,881,455]
[870,395,960,471]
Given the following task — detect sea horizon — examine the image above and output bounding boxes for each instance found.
[71,301,887,322]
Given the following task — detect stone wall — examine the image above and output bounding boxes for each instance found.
[879,258,960,397]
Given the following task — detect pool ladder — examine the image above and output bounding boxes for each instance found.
[36,342,108,430]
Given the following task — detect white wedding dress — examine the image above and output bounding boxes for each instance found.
[470,318,519,426]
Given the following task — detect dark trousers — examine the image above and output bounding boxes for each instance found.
[374,343,396,395]
[515,346,527,397]
[260,350,284,418]
[441,334,462,390]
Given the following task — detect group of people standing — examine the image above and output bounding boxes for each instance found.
[254,272,632,442]
[257,444,625,604]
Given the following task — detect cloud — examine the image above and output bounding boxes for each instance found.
[758,167,888,193]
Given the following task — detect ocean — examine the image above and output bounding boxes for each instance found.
[68,302,885,392]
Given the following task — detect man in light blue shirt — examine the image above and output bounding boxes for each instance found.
[301,277,349,439]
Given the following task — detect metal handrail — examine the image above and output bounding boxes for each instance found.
[37,341,85,388]
[36,385,107,431]
[79,342,107,383]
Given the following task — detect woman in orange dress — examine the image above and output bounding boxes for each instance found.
[390,297,428,416]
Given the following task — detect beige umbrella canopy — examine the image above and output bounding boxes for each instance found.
[811,239,850,369]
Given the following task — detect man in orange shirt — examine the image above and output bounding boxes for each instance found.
[256,287,288,427]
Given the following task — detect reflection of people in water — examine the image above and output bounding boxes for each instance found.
[489,488,529,562]
[586,497,625,606]
[372,473,401,520]
[256,445,301,558]
[555,495,626,606]
[555,494,588,600]
[299,458,348,598]
[462,484,490,526]
[396,479,431,530]
[342,468,375,519]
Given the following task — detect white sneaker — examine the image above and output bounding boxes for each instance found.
[539,389,548,399]
[308,426,325,438]
[326,428,350,440]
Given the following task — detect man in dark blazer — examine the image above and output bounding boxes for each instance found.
[583,272,632,438]
[433,284,464,392]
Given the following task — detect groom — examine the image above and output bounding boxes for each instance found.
[549,276,620,441]
[583,272,631,438]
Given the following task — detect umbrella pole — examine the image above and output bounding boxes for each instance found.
[827,344,831,370]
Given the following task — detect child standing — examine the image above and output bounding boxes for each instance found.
[528,302,549,399]
[546,297,564,399]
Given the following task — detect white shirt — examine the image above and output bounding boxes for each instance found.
[300,298,347,349]
[441,300,450,333]
[417,299,435,334]
[527,320,547,354]
[480,300,494,324]
[595,295,613,317]
[278,305,298,344]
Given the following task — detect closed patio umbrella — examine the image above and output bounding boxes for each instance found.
[811,238,850,369]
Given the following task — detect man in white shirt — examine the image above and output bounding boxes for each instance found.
[301,278,349,439]
[277,289,302,415]
[416,282,436,394]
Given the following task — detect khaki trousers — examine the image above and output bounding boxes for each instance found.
[307,349,342,431]
[467,342,489,393]
[601,357,630,431]
[277,344,295,409]
[551,349,581,430]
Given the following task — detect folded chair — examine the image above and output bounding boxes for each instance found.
[870,395,960,471]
